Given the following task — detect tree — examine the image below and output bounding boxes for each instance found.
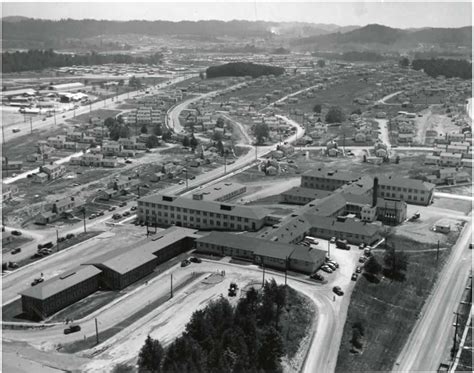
[138,335,164,373]
[146,135,159,149]
[351,108,362,115]
[129,76,143,89]
[190,135,198,150]
[118,79,124,86]
[199,71,205,80]
[153,125,162,136]
[161,131,172,142]
[399,57,410,68]
[141,124,148,134]
[254,123,269,145]
[325,106,345,124]
[182,136,190,147]
[383,246,409,281]
[104,117,116,129]
[317,59,326,68]
[216,117,225,128]
[258,326,284,372]
[313,104,322,114]
[216,140,224,156]
[212,131,223,142]
[112,364,134,373]
[364,256,382,276]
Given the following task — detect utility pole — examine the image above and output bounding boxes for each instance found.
[436,240,440,263]
[224,153,227,174]
[82,207,87,233]
[262,261,266,287]
[170,274,174,298]
[2,125,5,144]
[54,111,57,126]
[328,239,331,259]
[284,257,288,286]
[56,227,60,252]
[95,318,99,344]
[30,117,33,134]
[4,156,8,178]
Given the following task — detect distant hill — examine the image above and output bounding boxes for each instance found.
[2,16,30,22]
[295,23,472,48]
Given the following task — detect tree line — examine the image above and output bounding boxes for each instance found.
[411,58,472,80]
[206,62,285,79]
[2,49,163,73]
[136,280,298,373]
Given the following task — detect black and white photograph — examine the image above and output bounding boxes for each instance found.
[0,1,472,372]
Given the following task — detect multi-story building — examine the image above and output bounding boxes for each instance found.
[377,175,435,206]
[137,194,268,231]
[102,141,123,156]
[191,182,246,202]
[301,168,359,191]
[52,197,79,215]
[40,164,66,180]
[439,152,463,167]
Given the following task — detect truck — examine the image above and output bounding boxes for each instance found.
[336,239,349,250]
[228,282,238,297]
[410,212,421,221]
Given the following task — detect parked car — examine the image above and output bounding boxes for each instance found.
[325,258,339,268]
[310,273,324,281]
[109,206,117,211]
[178,180,185,185]
[130,206,137,211]
[358,256,367,264]
[66,233,75,239]
[351,273,358,281]
[38,242,53,250]
[119,202,127,207]
[189,175,196,180]
[321,266,333,273]
[11,230,22,236]
[359,243,366,250]
[181,259,191,267]
[336,239,350,250]
[88,214,97,220]
[8,262,19,269]
[32,252,44,258]
[97,211,105,217]
[329,237,336,244]
[12,128,21,133]
[125,159,132,164]
[355,266,362,274]
[189,257,202,263]
[325,262,337,271]
[11,248,22,255]
[112,213,122,220]
[123,211,131,217]
[333,286,344,296]
[64,324,81,335]
[58,237,66,242]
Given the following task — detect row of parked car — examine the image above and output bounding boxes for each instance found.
[181,256,202,267]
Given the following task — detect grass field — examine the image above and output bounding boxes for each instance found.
[69,109,121,124]
[335,243,450,372]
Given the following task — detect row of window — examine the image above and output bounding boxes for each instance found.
[379,191,424,202]
[139,204,250,222]
[379,185,426,194]
[146,216,250,230]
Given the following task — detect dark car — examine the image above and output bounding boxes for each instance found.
[119,202,127,207]
[351,273,358,281]
[8,262,19,269]
[112,213,122,220]
[359,243,366,250]
[31,278,44,286]
[189,175,196,180]
[189,257,202,263]
[11,230,22,236]
[310,273,324,282]
[123,211,131,217]
[181,259,191,267]
[66,233,75,239]
[11,248,22,255]
[109,206,117,211]
[355,266,362,274]
[97,211,105,217]
[64,324,81,335]
[131,206,137,211]
[125,160,132,164]
[333,286,344,296]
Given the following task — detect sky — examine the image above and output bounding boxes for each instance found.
[1,1,472,28]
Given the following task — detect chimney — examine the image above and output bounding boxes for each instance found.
[372,177,379,207]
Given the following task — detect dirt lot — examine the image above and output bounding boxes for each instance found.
[67,109,121,124]
[414,105,461,145]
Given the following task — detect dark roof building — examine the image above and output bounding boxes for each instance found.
[20,266,101,320]
[280,187,333,205]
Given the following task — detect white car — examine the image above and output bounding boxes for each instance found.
[325,262,337,271]
[321,266,333,273]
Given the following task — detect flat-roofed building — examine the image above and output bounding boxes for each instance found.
[85,250,158,290]
[377,175,435,206]
[195,231,325,274]
[439,152,463,167]
[301,168,360,191]
[191,182,246,202]
[280,187,332,205]
[137,194,268,231]
[20,265,101,320]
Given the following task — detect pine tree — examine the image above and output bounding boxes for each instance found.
[137,335,164,373]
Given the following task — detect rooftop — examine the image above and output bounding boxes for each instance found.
[303,214,381,237]
[377,175,435,191]
[190,182,246,201]
[303,167,360,182]
[20,265,102,300]
[139,194,269,220]
[281,187,333,200]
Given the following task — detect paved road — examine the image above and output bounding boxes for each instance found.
[2,74,195,143]
[394,219,472,371]
[377,90,403,105]
[434,192,474,202]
